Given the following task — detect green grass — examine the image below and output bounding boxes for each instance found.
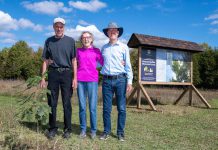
[0,95,218,149]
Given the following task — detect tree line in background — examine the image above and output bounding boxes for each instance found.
[0,41,217,89]
[0,41,42,80]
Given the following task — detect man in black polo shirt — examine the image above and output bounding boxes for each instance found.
[40,17,77,139]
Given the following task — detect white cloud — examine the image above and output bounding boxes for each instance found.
[18,18,43,32]
[209,28,218,34]
[69,0,107,12]
[33,24,43,32]
[205,13,218,20]
[119,38,128,45]
[0,10,43,32]
[0,10,18,31]
[18,18,34,28]
[78,20,91,26]
[0,32,15,38]
[28,42,41,48]
[46,24,128,48]
[66,25,108,48]
[131,1,180,13]
[22,1,72,15]
[0,38,16,44]
[62,7,72,13]
[45,31,54,37]
[46,25,54,31]
[45,24,108,48]
[205,12,218,34]
[211,20,218,25]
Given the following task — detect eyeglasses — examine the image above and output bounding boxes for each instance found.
[82,36,92,40]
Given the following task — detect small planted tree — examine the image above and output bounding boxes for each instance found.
[16,74,50,126]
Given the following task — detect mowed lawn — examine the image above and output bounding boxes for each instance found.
[0,95,218,150]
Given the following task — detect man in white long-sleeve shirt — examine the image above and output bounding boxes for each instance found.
[100,22,133,142]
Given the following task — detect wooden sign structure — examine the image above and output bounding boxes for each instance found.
[127,33,211,111]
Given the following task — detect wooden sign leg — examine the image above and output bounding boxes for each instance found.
[189,85,193,106]
[191,84,211,108]
[137,88,141,109]
[139,84,157,111]
[174,88,188,105]
[127,85,138,105]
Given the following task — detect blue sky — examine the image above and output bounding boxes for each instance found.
[0,0,218,50]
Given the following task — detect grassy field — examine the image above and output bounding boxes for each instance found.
[0,94,218,150]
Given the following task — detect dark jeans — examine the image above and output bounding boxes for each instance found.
[47,69,73,132]
[102,75,127,135]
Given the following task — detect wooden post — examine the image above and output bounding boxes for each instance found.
[137,88,141,108]
[127,47,142,107]
[137,47,142,108]
[189,56,193,106]
[189,85,193,106]
[127,86,137,105]
[174,88,189,105]
[139,84,157,111]
[191,84,211,108]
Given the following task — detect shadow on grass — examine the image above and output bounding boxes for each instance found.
[121,97,166,106]
[19,121,111,138]
[19,121,48,133]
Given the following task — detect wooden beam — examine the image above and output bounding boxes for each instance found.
[191,84,211,108]
[189,85,193,106]
[138,47,142,82]
[126,85,138,105]
[189,55,193,106]
[190,55,193,83]
[141,81,192,86]
[174,88,189,105]
[137,87,141,108]
[139,84,157,111]
[137,47,142,109]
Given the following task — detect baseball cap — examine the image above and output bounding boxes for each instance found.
[53,17,65,25]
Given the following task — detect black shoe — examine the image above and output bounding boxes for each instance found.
[62,131,71,139]
[99,133,109,140]
[118,134,125,142]
[46,130,57,139]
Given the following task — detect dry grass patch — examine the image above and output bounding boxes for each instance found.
[0,79,217,106]
[0,80,25,96]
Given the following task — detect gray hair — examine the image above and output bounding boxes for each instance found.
[80,31,94,44]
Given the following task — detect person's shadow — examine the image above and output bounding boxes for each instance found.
[19,121,81,135]
[19,121,48,132]
[19,121,114,138]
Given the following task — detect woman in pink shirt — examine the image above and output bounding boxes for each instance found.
[76,31,104,139]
